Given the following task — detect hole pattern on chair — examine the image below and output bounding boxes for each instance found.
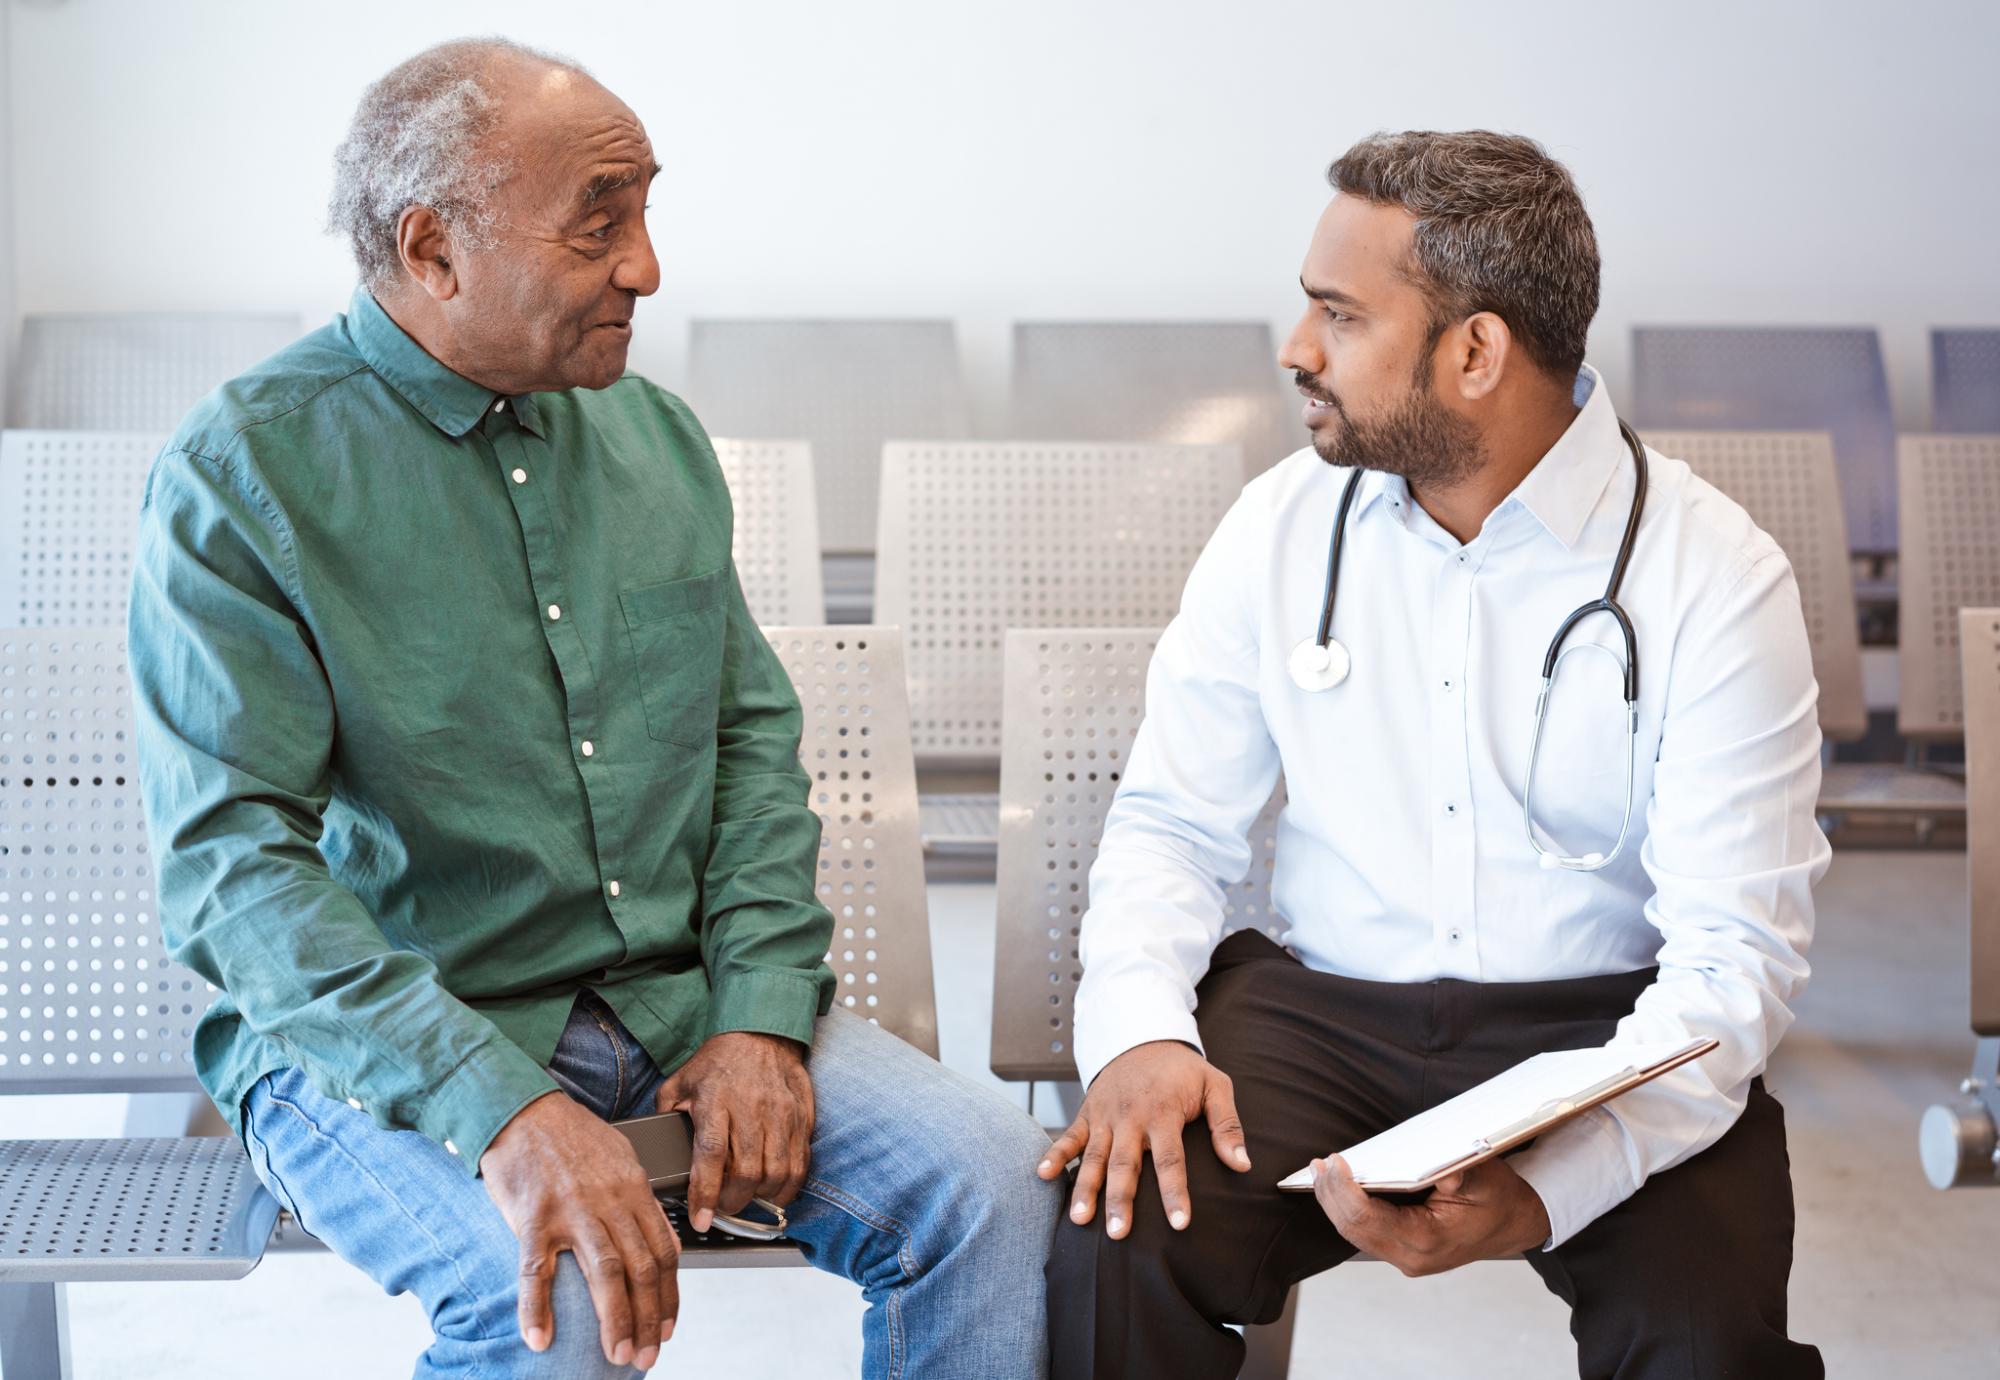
[0,1136,262,1262]
[713,439,824,625]
[1933,329,2000,434]
[1630,327,1898,551]
[763,626,937,1057]
[10,312,302,431]
[688,322,971,553]
[991,628,1284,1080]
[0,432,164,626]
[875,443,1241,761]
[0,630,213,1091]
[1645,431,1864,740]
[1011,322,1297,476]
[1899,437,2000,733]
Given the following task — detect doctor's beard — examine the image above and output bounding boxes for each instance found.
[1299,367,1487,490]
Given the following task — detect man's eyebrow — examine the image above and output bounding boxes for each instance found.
[1300,276,1365,310]
[581,161,662,206]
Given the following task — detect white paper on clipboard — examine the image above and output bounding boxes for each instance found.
[1277,1037,1717,1195]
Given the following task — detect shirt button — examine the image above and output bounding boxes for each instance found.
[1447,928,1464,945]
[444,1139,460,1156]
[581,740,595,757]
[1444,802,1457,816]
[511,467,527,485]
[493,398,507,414]
[345,1097,362,1110]
[1442,678,1454,691]
[608,880,622,898]
[547,604,562,621]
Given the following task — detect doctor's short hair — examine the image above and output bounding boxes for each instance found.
[1328,130,1600,381]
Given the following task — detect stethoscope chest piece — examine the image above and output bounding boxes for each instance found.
[1288,637,1351,692]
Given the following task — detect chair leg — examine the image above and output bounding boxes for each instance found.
[1240,1284,1298,1380]
[0,1281,74,1380]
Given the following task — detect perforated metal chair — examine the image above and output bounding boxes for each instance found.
[874,443,1242,862]
[1932,329,2000,434]
[989,627,1295,1375]
[685,321,973,576]
[712,440,825,625]
[1898,436,2000,740]
[0,628,280,1380]
[8,312,302,431]
[0,430,164,625]
[1010,321,1298,477]
[1629,327,1899,553]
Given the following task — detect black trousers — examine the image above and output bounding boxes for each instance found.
[1046,931,1823,1380]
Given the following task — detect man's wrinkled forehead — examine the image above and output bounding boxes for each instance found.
[492,61,657,206]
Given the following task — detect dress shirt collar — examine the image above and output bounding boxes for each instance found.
[346,288,544,439]
[1350,364,1624,552]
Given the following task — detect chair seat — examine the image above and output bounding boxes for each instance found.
[1818,763,1968,815]
[919,793,1001,854]
[0,1136,279,1283]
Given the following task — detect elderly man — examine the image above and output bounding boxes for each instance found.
[129,37,1058,1379]
[1041,131,1825,1378]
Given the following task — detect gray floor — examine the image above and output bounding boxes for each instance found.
[14,850,1999,1377]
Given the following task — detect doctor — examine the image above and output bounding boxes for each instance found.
[1039,130,1827,1379]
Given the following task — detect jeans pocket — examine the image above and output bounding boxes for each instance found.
[620,567,729,746]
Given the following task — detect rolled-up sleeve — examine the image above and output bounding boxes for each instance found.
[1510,547,1827,1247]
[130,448,557,1175]
[1073,495,1283,1088]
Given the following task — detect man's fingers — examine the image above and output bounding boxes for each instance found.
[1202,1071,1252,1173]
[1040,1115,1089,1179]
[1148,1118,1193,1231]
[686,1108,730,1233]
[607,1215,661,1369]
[632,1200,681,1346]
[571,1224,638,1367]
[1312,1157,1397,1248]
[1101,1124,1145,1240]
[1069,1123,1110,1226]
[515,1233,556,1353]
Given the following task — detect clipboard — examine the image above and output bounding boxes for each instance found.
[1277,1036,1719,1195]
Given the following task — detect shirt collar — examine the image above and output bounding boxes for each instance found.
[344,287,504,439]
[1349,363,1623,552]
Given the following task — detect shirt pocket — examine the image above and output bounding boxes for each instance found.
[620,567,730,747]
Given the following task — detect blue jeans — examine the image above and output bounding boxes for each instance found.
[240,995,1061,1378]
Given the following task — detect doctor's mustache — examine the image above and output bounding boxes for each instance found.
[1293,370,1341,411]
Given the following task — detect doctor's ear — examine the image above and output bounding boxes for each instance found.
[1450,311,1513,402]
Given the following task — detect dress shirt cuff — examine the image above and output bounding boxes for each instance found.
[1073,977,1205,1089]
[430,1040,564,1179]
[705,964,832,1051]
[1506,1106,1642,1250]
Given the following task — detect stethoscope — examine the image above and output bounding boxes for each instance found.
[1287,420,1650,873]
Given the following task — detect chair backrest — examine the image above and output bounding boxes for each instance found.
[1644,430,1866,740]
[713,439,824,625]
[1965,609,2000,1036]
[0,431,163,626]
[1630,326,1899,553]
[1010,321,1296,476]
[1933,329,2000,434]
[0,627,214,1094]
[990,628,1283,1082]
[763,625,938,1056]
[1898,436,2000,737]
[9,312,302,431]
[686,320,972,555]
[874,442,1241,764]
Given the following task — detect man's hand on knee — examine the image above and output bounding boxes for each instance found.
[655,1030,815,1232]
[1310,1153,1552,1276]
[1036,1040,1252,1241]
[480,1090,680,1372]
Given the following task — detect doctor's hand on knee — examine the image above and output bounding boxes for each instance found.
[1309,1153,1551,1276]
[480,1090,681,1372]
[1036,1040,1252,1241]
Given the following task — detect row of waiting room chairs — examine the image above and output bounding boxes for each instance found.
[5,420,1999,852]
[8,611,2000,1378]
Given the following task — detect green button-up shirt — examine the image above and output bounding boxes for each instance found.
[129,289,835,1174]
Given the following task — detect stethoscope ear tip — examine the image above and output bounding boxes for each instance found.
[1537,851,1562,871]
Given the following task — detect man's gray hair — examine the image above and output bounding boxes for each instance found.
[328,37,587,291]
[1328,131,1600,380]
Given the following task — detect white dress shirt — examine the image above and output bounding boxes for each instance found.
[1074,366,1828,1248]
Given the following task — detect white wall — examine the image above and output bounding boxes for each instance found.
[0,0,15,421]
[7,0,1999,432]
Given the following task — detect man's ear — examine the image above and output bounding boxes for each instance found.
[1453,312,1513,402]
[394,205,458,302]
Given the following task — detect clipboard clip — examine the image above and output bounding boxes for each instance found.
[1471,1065,1637,1152]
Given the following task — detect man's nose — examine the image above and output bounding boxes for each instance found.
[615,225,662,297]
[1277,311,1322,376]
